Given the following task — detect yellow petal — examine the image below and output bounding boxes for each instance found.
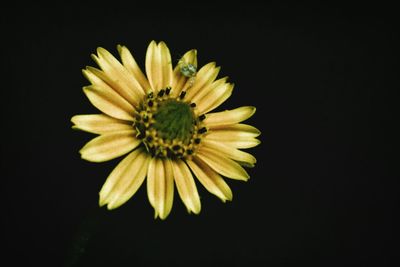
[117,44,150,92]
[79,130,140,162]
[145,41,159,91]
[196,147,249,181]
[207,138,261,149]
[147,158,174,219]
[201,139,256,167]
[82,85,135,121]
[99,148,141,205]
[99,148,150,209]
[186,62,220,100]
[190,76,228,105]
[196,82,234,114]
[91,48,144,106]
[161,158,174,219]
[170,159,201,214]
[205,123,261,149]
[203,106,256,127]
[71,114,132,134]
[159,41,173,89]
[82,67,112,89]
[145,41,172,92]
[187,158,232,202]
[147,158,165,219]
[171,49,197,97]
[208,123,261,134]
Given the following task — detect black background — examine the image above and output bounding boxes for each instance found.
[1,2,397,267]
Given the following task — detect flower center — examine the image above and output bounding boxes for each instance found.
[153,99,194,143]
[134,87,207,159]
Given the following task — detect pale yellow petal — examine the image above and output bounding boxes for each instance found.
[145,41,162,92]
[201,139,256,167]
[146,158,174,219]
[117,44,150,92]
[208,123,261,134]
[170,159,201,214]
[190,77,228,105]
[71,114,132,134]
[187,158,232,202]
[207,138,261,149]
[147,158,166,219]
[99,148,141,205]
[79,130,140,162]
[82,67,113,89]
[196,82,234,114]
[196,147,249,181]
[171,49,197,97]
[161,159,174,219]
[82,85,135,121]
[203,106,256,127]
[186,62,220,100]
[99,148,150,209]
[205,125,261,149]
[91,48,143,106]
[159,41,173,89]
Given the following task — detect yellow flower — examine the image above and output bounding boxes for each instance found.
[71,41,260,219]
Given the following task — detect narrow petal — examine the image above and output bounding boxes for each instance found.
[187,158,232,202]
[71,114,132,134]
[99,148,141,205]
[186,62,220,100]
[150,158,174,219]
[99,148,150,209]
[83,67,113,90]
[203,106,256,127]
[145,41,162,92]
[159,41,173,89]
[79,130,140,162]
[162,159,174,219]
[208,123,261,134]
[201,139,257,167]
[206,137,261,149]
[190,77,228,105]
[82,85,135,121]
[117,44,150,92]
[171,49,197,97]
[91,48,144,106]
[170,159,201,214]
[205,125,261,149]
[196,147,249,181]
[196,82,234,114]
[147,157,174,219]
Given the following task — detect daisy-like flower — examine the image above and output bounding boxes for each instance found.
[71,41,260,219]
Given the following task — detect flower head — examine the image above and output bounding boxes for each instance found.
[71,41,260,219]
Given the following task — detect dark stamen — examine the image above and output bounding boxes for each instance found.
[167,148,174,157]
[137,131,146,139]
[143,115,149,123]
[147,92,154,99]
[146,136,153,142]
[186,149,193,155]
[194,138,201,144]
[165,87,171,95]
[198,127,207,134]
[179,91,186,99]
[199,114,206,121]
[190,102,196,108]
[172,145,181,151]
[148,100,154,107]
[157,89,165,97]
